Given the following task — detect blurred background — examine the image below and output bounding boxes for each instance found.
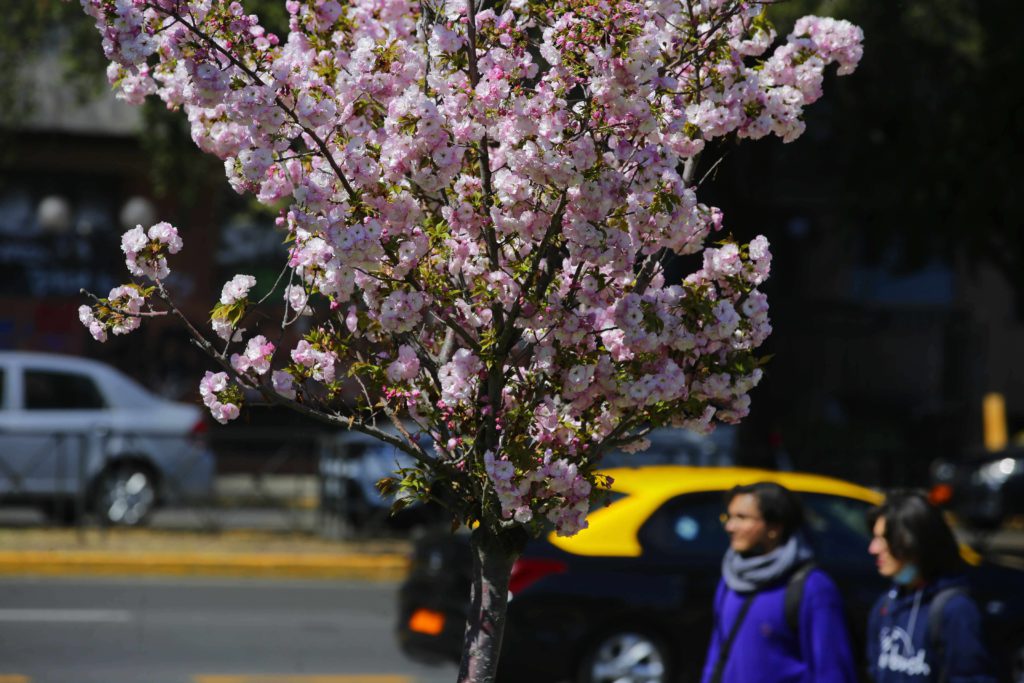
[3,0,1022,504]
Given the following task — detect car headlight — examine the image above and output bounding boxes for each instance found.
[930,459,957,483]
[976,457,1018,486]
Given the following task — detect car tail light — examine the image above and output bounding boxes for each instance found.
[929,483,954,506]
[409,608,446,635]
[189,418,209,443]
[508,557,567,596]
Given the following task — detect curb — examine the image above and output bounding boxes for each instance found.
[0,551,410,581]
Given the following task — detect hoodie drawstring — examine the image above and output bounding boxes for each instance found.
[907,588,923,641]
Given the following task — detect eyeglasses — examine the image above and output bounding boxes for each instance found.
[719,512,764,525]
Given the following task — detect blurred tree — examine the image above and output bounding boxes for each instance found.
[0,1,106,128]
[760,0,1024,306]
[0,0,288,208]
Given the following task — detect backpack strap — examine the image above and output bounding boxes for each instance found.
[928,586,969,683]
[710,594,755,683]
[784,561,816,634]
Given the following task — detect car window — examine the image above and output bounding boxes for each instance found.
[24,369,106,410]
[638,489,875,563]
[801,493,874,563]
[638,491,729,558]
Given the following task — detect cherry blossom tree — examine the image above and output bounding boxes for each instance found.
[77,0,862,680]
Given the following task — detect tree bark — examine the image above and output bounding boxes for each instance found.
[456,525,523,683]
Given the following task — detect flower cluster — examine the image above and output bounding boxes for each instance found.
[220,274,257,306]
[386,345,421,383]
[211,274,258,340]
[199,371,241,424]
[78,284,146,342]
[290,340,337,383]
[485,450,593,536]
[78,0,862,537]
[231,335,275,376]
[120,222,182,280]
[438,349,484,406]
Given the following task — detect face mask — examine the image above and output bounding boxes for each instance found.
[893,563,920,586]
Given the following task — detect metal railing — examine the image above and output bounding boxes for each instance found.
[0,426,419,537]
[0,427,267,531]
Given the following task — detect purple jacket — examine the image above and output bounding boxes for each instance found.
[701,569,858,683]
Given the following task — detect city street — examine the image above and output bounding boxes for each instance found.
[0,577,458,683]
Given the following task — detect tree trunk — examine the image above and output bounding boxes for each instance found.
[456,525,523,683]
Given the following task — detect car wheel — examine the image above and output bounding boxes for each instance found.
[92,464,158,527]
[577,630,671,683]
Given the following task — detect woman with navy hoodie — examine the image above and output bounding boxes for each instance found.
[866,492,996,683]
[700,482,858,683]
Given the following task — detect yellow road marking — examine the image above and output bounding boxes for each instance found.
[194,676,413,683]
[0,675,30,683]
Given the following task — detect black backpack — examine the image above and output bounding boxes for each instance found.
[784,561,817,633]
[927,586,970,683]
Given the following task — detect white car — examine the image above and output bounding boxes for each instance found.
[320,426,443,531]
[0,351,215,526]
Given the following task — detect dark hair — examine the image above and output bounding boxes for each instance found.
[867,490,963,580]
[726,481,805,541]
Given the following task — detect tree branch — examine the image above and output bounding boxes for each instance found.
[463,0,502,275]
[150,4,365,210]
[151,282,434,468]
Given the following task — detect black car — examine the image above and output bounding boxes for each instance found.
[397,466,1024,683]
[931,448,1024,530]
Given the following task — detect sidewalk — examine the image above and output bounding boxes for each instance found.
[0,527,412,581]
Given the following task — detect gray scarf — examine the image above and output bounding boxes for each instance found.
[721,532,815,593]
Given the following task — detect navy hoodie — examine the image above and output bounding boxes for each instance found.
[700,569,858,683]
[866,575,996,683]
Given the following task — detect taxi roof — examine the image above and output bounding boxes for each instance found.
[602,465,881,501]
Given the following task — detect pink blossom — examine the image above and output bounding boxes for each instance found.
[231,335,275,375]
[121,221,182,280]
[439,349,483,406]
[345,305,359,333]
[284,285,309,314]
[379,289,427,333]
[290,340,337,383]
[220,274,257,305]
[199,371,229,401]
[198,371,240,424]
[211,317,236,342]
[106,285,144,336]
[563,364,595,396]
[272,370,296,399]
[209,401,241,424]
[78,305,107,343]
[386,344,421,383]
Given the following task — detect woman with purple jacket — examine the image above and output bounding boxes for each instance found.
[700,482,858,683]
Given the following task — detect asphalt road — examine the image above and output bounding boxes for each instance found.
[0,577,459,683]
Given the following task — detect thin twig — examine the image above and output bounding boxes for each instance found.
[146,4,365,210]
